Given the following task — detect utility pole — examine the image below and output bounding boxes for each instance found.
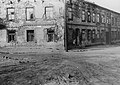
[64,0,68,52]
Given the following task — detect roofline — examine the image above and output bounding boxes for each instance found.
[85,1,120,15]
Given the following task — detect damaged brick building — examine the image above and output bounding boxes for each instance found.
[0,0,64,47]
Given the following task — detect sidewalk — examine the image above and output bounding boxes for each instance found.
[0,44,120,54]
[0,44,64,54]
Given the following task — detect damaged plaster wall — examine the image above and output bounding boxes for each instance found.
[0,0,65,46]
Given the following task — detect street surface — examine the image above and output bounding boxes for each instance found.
[0,45,120,85]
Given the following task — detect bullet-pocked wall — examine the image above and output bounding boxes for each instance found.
[0,0,65,47]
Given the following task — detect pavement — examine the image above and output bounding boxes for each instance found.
[0,44,120,55]
[0,44,65,54]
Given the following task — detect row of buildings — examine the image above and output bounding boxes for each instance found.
[66,0,120,50]
[0,0,65,47]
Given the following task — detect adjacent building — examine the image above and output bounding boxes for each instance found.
[66,0,120,50]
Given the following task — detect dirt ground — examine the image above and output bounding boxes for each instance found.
[1,45,120,85]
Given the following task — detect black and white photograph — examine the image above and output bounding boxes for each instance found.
[0,0,120,85]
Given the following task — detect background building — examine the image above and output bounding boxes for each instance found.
[66,0,120,50]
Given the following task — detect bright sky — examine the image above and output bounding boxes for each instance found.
[89,0,120,13]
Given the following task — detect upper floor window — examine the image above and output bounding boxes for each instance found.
[82,10,86,22]
[106,17,109,24]
[96,14,100,22]
[101,15,104,23]
[45,6,54,19]
[112,17,114,25]
[115,18,117,26]
[92,13,95,23]
[87,11,91,22]
[68,7,73,21]
[7,7,15,21]
[26,7,34,21]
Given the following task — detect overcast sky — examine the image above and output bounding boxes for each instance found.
[89,0,120,13]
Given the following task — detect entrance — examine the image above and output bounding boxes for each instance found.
[27,30,34,42]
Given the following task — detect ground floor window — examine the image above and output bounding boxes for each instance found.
[47,29,55,42]
[27,30,34,42]
[8,30,16,42]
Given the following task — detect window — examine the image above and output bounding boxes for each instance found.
[26,7,34,21]
[106,17,109,24]
[7,8,15,21]
[96,14,100,22]
[101,15,104,23]
[87,11,91,22]
[82,10,86,22]
[68,7,73,20]
[108,18,111,24]
[45,6,54,19]
[112,17,114,25]
[47,29,55,42]
[27,30,34,42]
[8,30,16,42]
[92,13,95,23]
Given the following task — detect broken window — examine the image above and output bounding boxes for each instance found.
[26,7,34,21]
[7,7,15,21]
[47,29,55,42]
[45,6,54,19]
[8,30,16,42]
[27,30,34,42]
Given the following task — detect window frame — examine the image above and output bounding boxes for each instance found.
[7,7,15,21]
[92,12,96,23]
[82,10,86,22]
[25,7,35,21]
[87,11,91,22]
[96,13,100,22]
[45,6,54,19]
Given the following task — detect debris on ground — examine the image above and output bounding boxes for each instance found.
[0,55,120,85]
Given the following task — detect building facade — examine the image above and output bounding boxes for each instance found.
[0,0,120,51]
[66,0,120,50]
[0,0,65,47]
